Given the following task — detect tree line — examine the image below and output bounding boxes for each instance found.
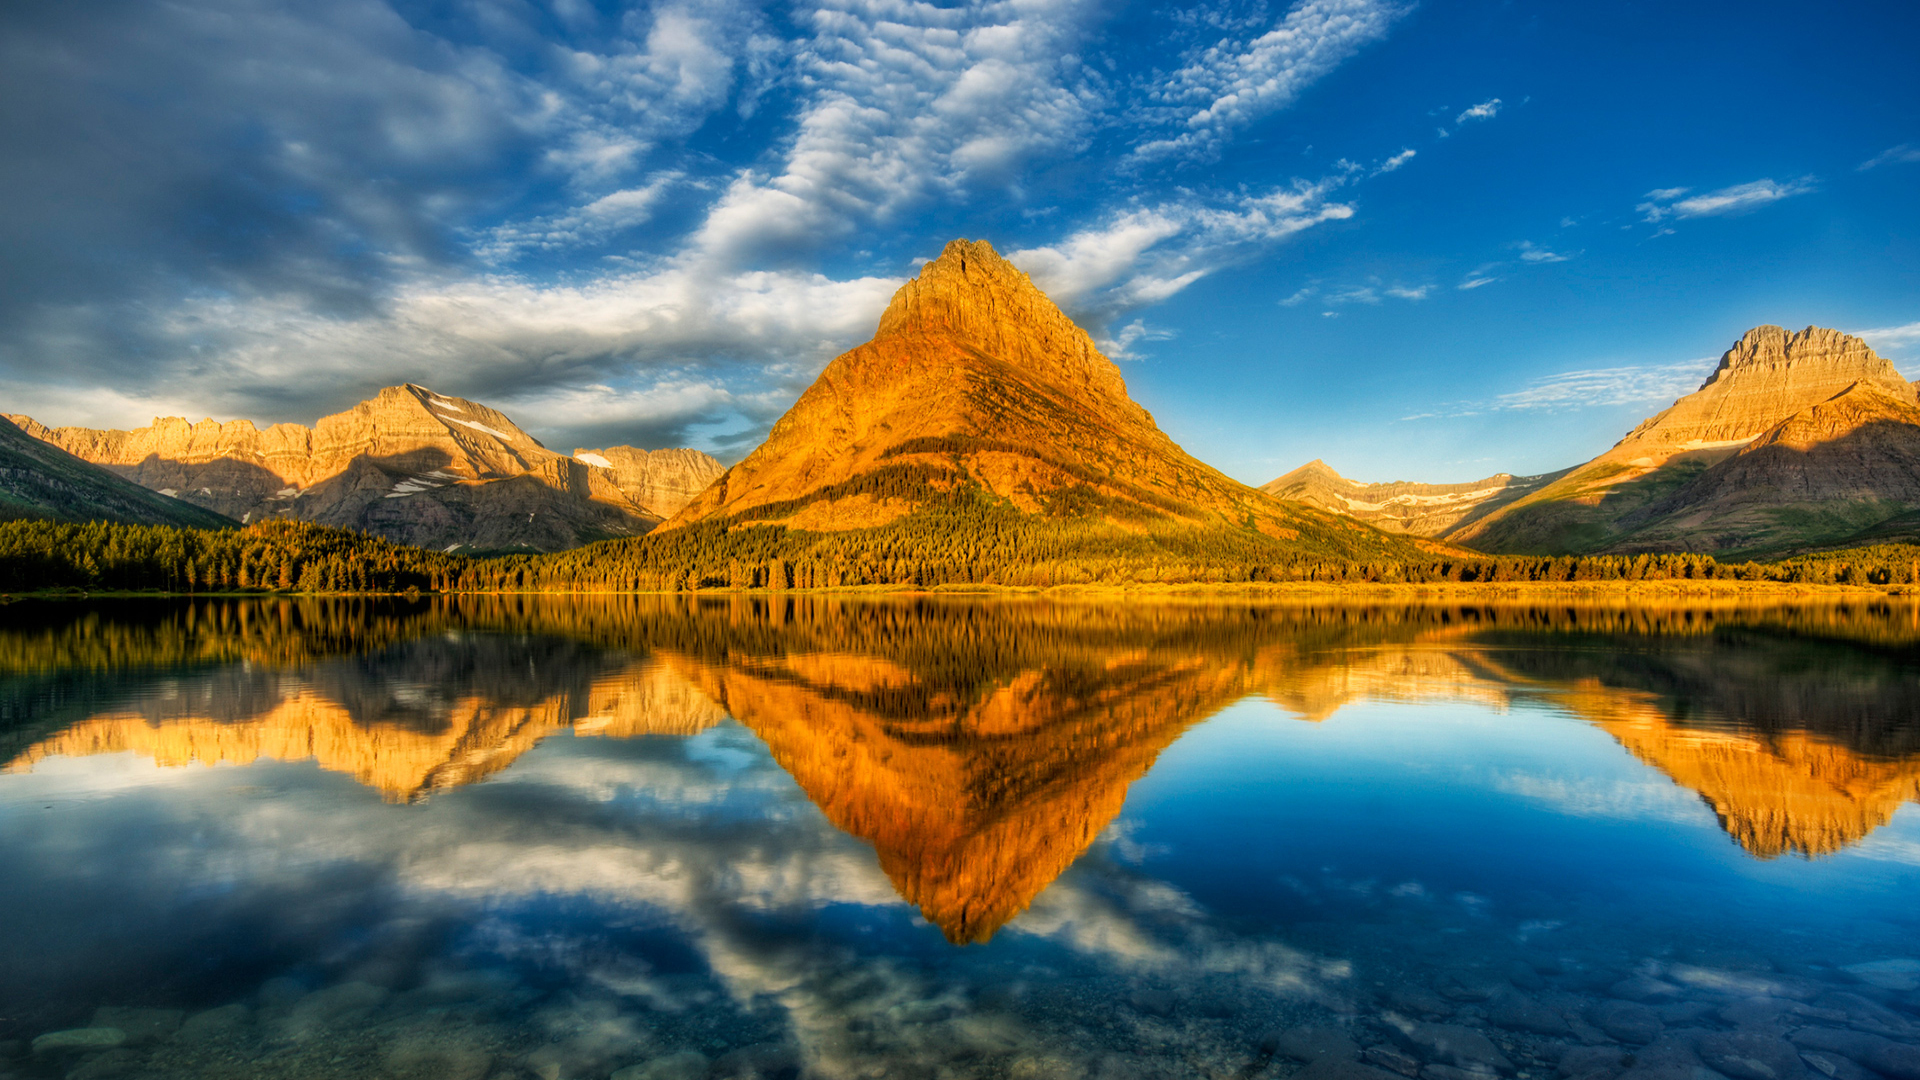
[5,516,1920,596]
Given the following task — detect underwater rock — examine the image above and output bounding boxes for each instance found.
[1611,977,1684,1003]
[1367,1044,1425,1076]
[1696,1032,1810,1080]
[1810,992,1915,1036]
[1297,1060,1404,1080]
[1262,1026,1360,1063]
[87,1007,182,1047]
[174,1004,250,1044]
[1790,1027,1920,1079]
[1391,989,1457,1018]
[62,1048,143,1080]
[612,1050,711,1080]
[1127,989,1176,1018]
[709,1042,803,1080]
[1487,990,1571,1035]
[1798,1050,1877,1080]
[1387,1019,1515,1073]
[1558,1045,1632,1080]
[29,1029,125,1055]
[383,1034,492,1080]
[1589,1001,1665,1044]
[1842,961,1920,993]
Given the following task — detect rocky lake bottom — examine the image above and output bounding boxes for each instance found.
[0,595,1916,1080]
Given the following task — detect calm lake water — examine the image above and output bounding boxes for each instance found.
[1,595,1918,1080]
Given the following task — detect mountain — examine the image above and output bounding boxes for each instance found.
[571,445,725,519]
[9,385,717,553]
[0,415,235,530]
[1260,459,1565,536]
[1447,326,1920,555]
[660,239,1433,566]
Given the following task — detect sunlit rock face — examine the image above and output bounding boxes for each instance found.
[1259,459,1562,538]
[662,239,1386,551]
[6,640,726,801]
[570,445,724,520]
[1449,326,1920,554]
[665,644,1245,943]
[6,385,711,551]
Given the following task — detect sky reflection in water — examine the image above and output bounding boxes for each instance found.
[0,596,1917,1080]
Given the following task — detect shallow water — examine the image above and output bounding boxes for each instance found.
[1,595,1918,1080]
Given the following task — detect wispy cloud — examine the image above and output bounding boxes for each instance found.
[1491,361,1708,411]
[1856,321,1920,355]
[1385,285,1430,300]
[1638,177,1817,223]
[1516,240,1573,263]
[1457,276,1497,290]
[1375,148,1416,174]
[1132,0,1408,162]
[1400,358,1712,421]
[1454,98,1501,124]
[1858,144,1920,171]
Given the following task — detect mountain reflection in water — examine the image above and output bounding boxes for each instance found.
[4,595,1920,943]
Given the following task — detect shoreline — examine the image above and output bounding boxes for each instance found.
[4,579,1909,602]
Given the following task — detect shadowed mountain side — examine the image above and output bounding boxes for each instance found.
[9,385,670,553]
[573,446,725,519]
[660,240,1440,568]
[0,417,235,529]
[1615,384,1920,554]
[1450,327,1920,555]
[662,646,1247,943]
[1260,459,1565,537]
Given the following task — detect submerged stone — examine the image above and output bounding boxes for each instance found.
[1696,1032,1810,1080]
[175,1004,250,1044]
[87,1007,182,1047]
[1388,1020,1515,1073]
[1589,1001,1665,1045]
[30,1028,125,1055]
[613,1050,711,1080]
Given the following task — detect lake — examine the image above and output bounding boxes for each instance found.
[1,594,1918,1080]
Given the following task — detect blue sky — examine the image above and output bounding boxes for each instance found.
[2,0,1916,483]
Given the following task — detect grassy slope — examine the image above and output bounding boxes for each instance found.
[0,418,236,530]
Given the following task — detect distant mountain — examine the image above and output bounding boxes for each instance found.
[662,239,1432,565]
[1449,326,1920,555]
[0,415,234,530]
[571,445,725,520]
[1260,459,1565,537]
[10,386,718,553]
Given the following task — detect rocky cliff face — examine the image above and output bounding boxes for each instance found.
[571,445,724,518]
[1446,326,1920,555]
[9,385,702,552]
[662,239,1419,563]
[1261,459,1563,537]
[0,416,235,529]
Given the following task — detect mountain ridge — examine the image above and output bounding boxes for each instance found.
[10,385,722,553]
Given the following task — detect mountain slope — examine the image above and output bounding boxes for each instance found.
[1449,326,1920,555]
[11,386,683,553]
[571,445,724,519]
[0,416,235,529]
[661,239,1431,565]
[1261,459,1566,536]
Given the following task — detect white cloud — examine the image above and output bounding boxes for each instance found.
[1856,321,1920,355]
[1101,318,1175,361]
[1010,176,1355,324]
[1454,98,1501,124]
[1638,177,1817,223]
[1457,276,1496,290]
[1516,240,1572,263]
[1375,148,1416,173]
[1132,0,1407,162]
[1858,144,1920,171]
[476,172,684,261]
[1385,285,1430,300]
[1491,360,1709,411]
[691,0,1104,266]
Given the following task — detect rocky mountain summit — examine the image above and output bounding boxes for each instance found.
[1450,326,1920,554]
[1278,326,1920,557]
[0,415,235,529]
[571,446,726,520]
[1261,459,1564,537]
[663,238,1424,563]
[10,386,722,553]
